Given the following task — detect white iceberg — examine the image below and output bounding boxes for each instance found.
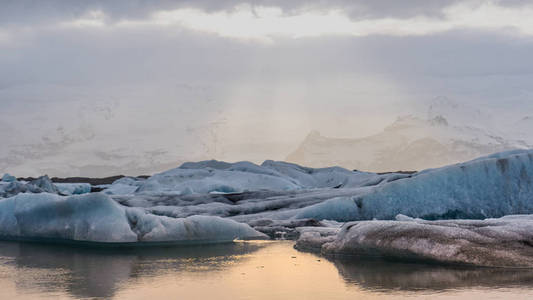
[0,193,266,244]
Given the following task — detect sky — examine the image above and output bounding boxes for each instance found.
[1,0,533,176]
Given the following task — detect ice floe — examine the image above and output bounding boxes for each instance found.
[297,214,533,267]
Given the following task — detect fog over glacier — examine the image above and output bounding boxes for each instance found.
[2,0,533,176]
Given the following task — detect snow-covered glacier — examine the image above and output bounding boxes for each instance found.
[0,193,266,244]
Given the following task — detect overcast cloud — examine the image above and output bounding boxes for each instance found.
[1,0,533,176]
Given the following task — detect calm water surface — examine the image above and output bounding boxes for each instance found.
[0,240,533,299]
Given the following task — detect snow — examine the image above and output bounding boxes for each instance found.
[310,214,533,267]
[0,193,266,244]
[55,183,91,195]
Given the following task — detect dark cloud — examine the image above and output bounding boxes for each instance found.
[3,0,530,27]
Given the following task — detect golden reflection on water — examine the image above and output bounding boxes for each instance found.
[1,240,533,299]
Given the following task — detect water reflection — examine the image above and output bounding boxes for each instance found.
[330,256,533,292]
[2,241,533,300]
[0,241,264,299]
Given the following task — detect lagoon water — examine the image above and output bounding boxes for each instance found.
[0,240,533,299]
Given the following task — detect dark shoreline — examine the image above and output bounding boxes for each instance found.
[16,175,150,185]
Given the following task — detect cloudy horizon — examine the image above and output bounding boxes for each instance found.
[1,0,533,177]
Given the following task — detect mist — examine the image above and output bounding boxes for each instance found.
[1,0,533,176]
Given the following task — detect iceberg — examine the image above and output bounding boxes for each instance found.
[302,214,533,267]
[295,149,533,221]
[0,193,266,244]
[55,183,92,195]
[136,165,300,194]
[132,159,388,195]
[0,175,59,198]
[3,149,533,247]
[2,173,16,182]
[29,175,59,194]
[101,177,144,195]
[109,149,533,238]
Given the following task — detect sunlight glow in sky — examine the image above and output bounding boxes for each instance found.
[55,1,533,43]
[2,0,533,176]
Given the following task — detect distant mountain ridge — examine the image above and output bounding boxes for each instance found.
[286,115,530,172]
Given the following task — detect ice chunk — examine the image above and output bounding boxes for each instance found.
[125,209,266,242]
[294,226,340,251]
[2,173,16,182]
[29,175,59,194]
[136,167,301,194]
[101,177,145,195]
[132,159,392,195]
[294,197,361,222]
[246,218,324,239]
[0,193,137,243]
[317,214,533,267]
[0,193,266,244]
[55,183,91,195]
[0,175,60,198]
[295,149,533,221]
[103,183,139,195]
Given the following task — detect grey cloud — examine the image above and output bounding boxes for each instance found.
[2,0,530,27]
